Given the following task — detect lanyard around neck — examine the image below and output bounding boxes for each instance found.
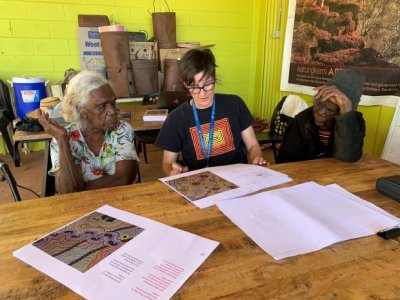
[191,97,216,167]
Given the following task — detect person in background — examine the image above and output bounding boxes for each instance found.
[61,68,78,94]
[155,48,266,176]
[277,69,366,163]
[38,71,139,194]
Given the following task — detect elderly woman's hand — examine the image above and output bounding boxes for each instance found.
[37,109,67,140]
[315,85,352,114]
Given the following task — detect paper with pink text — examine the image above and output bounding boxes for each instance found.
[14,205,219,300]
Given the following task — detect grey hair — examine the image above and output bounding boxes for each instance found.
[62,71,110,128]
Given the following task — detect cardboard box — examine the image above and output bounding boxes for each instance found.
[77,27,106,76]
[50,84,64,100]
[159,48,191,72]
[78,14,110,27]
[129,41,157,60]
[159,44,214,72]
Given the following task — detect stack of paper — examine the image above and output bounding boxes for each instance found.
[142,109,168,121]
[160,164,292,208]
[217,182,400,260]
[14,205,219,300]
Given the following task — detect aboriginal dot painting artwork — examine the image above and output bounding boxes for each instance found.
[165,171,238,201]
[33,212,145,272]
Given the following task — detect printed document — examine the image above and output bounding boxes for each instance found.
[159,164,292,208]
[217,182,399,260]
[14,205,219,300]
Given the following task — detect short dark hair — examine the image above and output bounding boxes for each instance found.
[178,48,217,86]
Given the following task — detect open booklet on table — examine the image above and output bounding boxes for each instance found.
[14,205,219,300]
[159,164,292,209]
[217,181,400,260]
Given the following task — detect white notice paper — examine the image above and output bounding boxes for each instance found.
[14,205,219,300]
[159,163,292,208]
[217,182,399,260]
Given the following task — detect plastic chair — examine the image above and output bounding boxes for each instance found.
[135,129,160,164]
[273,95,309,161]
[255,97,288,162]
[257,95,308,162]
[0,79,19,166]
[0,159,21,201]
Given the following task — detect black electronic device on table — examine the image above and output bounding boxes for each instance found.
[156,91,191,111]
[142,92,159,105]
[376,175,400,201]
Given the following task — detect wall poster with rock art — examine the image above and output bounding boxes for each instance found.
[281,0,400,104]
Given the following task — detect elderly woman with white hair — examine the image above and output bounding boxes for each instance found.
[38,71,139,194]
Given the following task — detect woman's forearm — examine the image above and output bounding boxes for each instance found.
[83,160,138,190]
[55,137,84,194]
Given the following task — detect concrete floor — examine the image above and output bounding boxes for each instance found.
[0,144,274,204]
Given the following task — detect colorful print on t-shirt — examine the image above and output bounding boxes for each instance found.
[189,118,235,160]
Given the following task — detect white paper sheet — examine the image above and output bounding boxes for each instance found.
[217,182,399,260]
[14,205,219,300]
[116,97,142,103]
[159,164,292,208]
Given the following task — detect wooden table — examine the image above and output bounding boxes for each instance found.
[1,156,400,299]
[119,104,164,163]
[13,130,54,197]
[11,104,163,197]
[118,104,164,131]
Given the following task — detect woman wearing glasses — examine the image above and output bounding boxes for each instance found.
[155,48,266,176]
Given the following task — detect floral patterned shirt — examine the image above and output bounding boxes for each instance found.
[49,120,139,182]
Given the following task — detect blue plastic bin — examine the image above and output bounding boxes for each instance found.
[8,77,48,118]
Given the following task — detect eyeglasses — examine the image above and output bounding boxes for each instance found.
[186,82,215,94]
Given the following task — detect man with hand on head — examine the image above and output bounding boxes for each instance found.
[277,69,366,163]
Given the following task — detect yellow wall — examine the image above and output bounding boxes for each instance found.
[0,0,262,152]
[0,0,260,108]
[0,0,395,156]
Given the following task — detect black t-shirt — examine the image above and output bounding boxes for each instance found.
[154,93,254,170]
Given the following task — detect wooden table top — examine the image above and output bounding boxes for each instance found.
[1,155,400,299]
[118,104,164,132]
[12,104,162,142]
[13,129,52,142]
